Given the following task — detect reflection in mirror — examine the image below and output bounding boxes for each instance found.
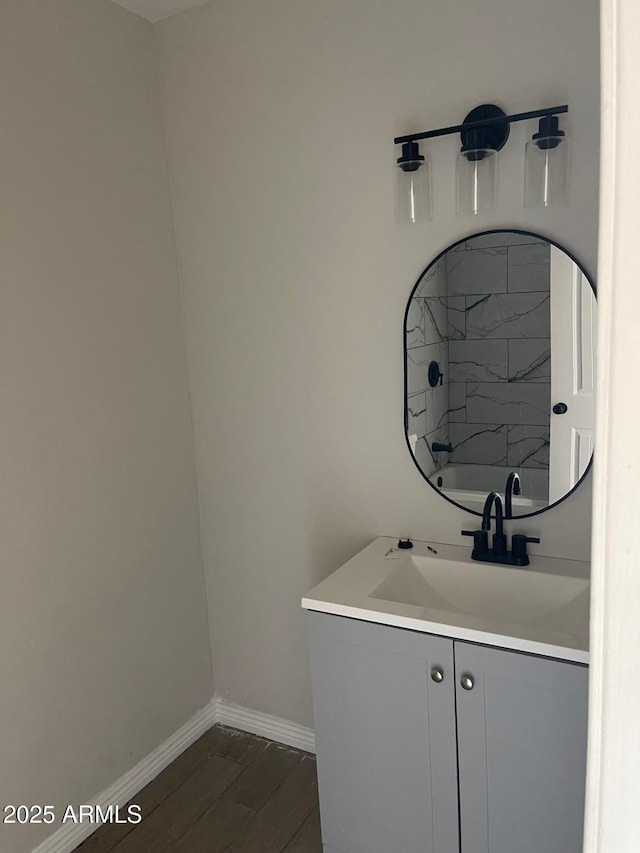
[404,230,596,518]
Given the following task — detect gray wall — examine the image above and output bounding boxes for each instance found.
[155,0,600,728]
[0,2,213,850]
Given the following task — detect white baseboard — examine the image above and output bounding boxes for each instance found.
[32,697,314,853]
[213,697,316,754]
[31,700,218,853]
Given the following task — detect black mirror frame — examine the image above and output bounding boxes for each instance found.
[403,228,597,519]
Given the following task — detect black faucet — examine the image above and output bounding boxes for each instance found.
[462,490,540,567]
[481,491,507,556]
[505,471,521,519]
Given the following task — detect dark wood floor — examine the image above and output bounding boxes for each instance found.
[75,725,322,853]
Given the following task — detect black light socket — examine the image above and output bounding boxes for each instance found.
[460,104,509,161]
[533,115,565,150]
[397,141,425,172]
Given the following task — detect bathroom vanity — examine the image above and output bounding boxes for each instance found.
[302,227,595,852]
[303,538,590,853]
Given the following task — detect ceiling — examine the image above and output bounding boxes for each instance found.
[109,0,208,23]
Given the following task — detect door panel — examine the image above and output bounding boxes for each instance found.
[307,612,459,853]
[455,641,588,853]
[549,246,596,502]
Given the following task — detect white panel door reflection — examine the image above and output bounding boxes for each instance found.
[549,247,596,504]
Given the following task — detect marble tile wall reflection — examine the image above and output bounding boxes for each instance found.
[448,383,467,423]
[406,258,452,477]
[426,384,449,434]
[508,243,551,292]
[507,425,550,468]
[406,342,448,395]
[449,423,508,466]
[466,292,550,339]
[446,247,508,296]
[405,298,426,349]
[508,340,551,382]
[447,238,551,468]
[407,391,427,439]
[449,340,508,382]
[464,233,546,250]
[413,257,446,298]
[406,234,553,475]
[414,430,451,477]
[408,297,465,347]
[466,382,550,426]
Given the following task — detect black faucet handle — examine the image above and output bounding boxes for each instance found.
[461,529,489,554]
[511,534,541,560]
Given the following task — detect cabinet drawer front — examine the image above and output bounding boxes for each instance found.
[308,612,459,853]
[455,641,588,853]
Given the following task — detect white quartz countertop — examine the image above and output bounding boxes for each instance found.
[302,537,590,664]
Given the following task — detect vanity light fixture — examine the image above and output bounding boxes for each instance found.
[394,103,568,221]
[394,140,432,222]
[455,105,506,215]
[524,115,569,207]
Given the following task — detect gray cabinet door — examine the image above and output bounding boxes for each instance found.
[307,611,459,853]
[455,641,588,853]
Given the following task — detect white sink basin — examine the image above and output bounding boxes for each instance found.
[370,554,589,629]
[302,537,590,663]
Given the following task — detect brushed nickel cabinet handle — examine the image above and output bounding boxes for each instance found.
[430,667,444,684]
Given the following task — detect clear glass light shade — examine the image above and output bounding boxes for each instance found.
[394,159,432,223]
[456,148,497,215]
[524,137,569,207]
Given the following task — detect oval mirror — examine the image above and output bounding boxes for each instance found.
[404,229,597,518]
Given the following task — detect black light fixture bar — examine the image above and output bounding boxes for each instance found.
[394,105,568,146]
